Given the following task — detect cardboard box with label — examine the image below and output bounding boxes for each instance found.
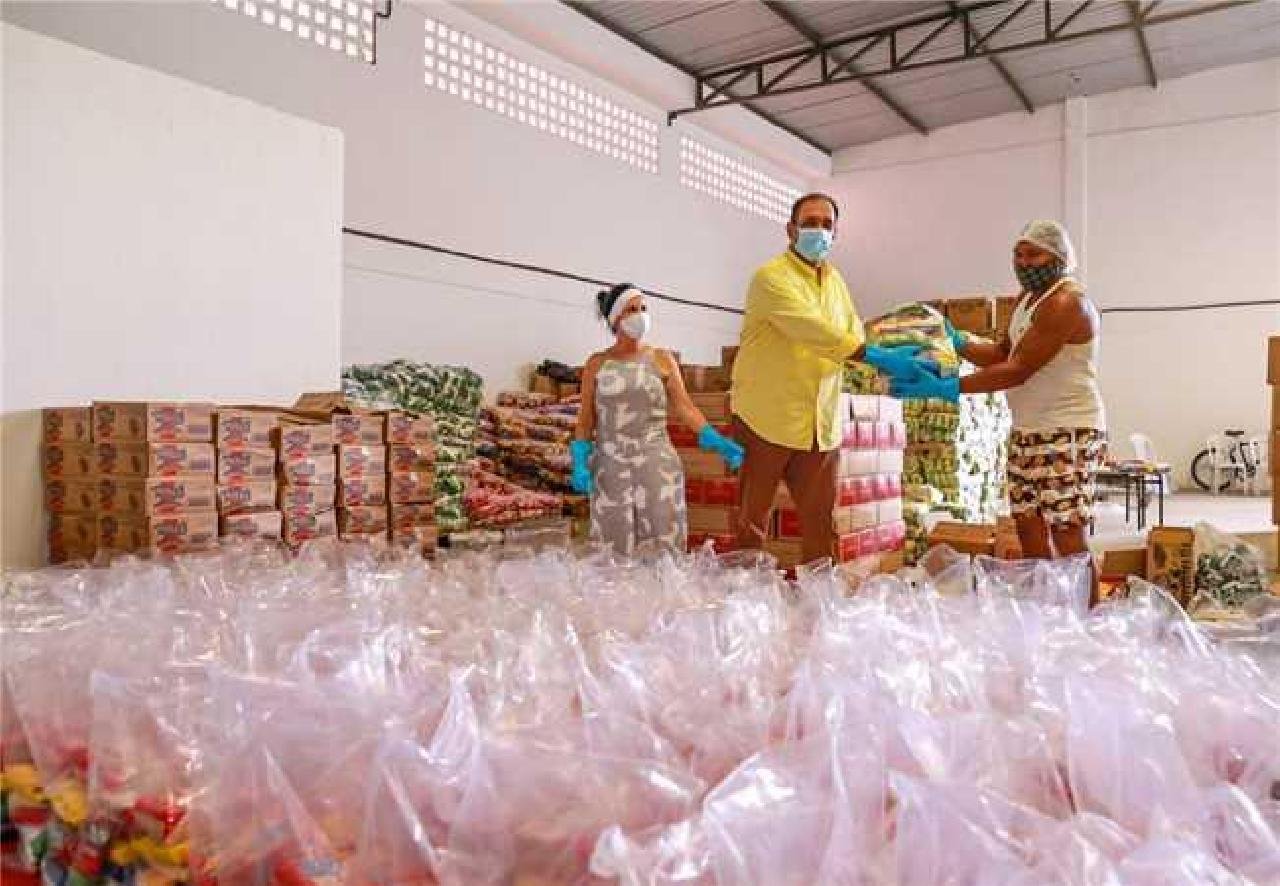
[93,402,215,443]
[96,514,148,553]
[338,446,387,478]
[94,443,149,477]
[1146,526,1195,604]
[389,471,435,504]
[43,443,95,479]
[339,476,388,508]
[216,480,277,515]
[339,505,389,535]
[945,297,994,336]
[144,477,217,515]
[98,477,146,514]
[147,443,215,477]
[147,512,219,554]
[42,407,91,445]
[386,412,435,445]
[221,510,283,540]
[215,408,280,450]
[389,501,435,532]
[50,513,98,554]
[387,445,436,474]
[279,454,338,487]
[332,413,385,447]
[688,505,737,535]
[690,392,732,423]
[283,510,338,546]
[279,483,336,516]
[276,420,336,459]
[45,478,98,514]
[928,521,997,556]
[217,449,277,484]
[391,523,438,555]
[679,449,730,478]
[765,538,803,569]
[681,366,730,394]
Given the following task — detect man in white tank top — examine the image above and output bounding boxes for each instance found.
[892,221,1106,604]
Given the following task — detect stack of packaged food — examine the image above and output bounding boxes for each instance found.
[40,408,95,563]
[276,416,338,549]
[386,411,438,556]
[477,393,579,494]
[214,407,282,542]
[343,360,482,535]
[333,410,391,545]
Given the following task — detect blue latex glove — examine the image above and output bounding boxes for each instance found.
[862,344,926,380]
[570,439,594,495]
[943,318,969,353]
[698,425,744,472]
[891,369,960,403]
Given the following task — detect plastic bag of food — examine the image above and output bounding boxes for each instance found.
[864,302,960,378]
[1192,522,1269,609]
[974,553,1092,617]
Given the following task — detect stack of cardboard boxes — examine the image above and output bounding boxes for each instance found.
[215,408,282,542]
[334,411,390,545]
[932,295,1020,343]
[42,407,96,563]
[681,390,908,572]
[277,416,338,549]
[387,411,438,556]
[92,402,219,556]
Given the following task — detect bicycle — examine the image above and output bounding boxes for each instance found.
[1189,429,1263,493]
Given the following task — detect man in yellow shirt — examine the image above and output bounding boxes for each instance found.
[731,193,918,564]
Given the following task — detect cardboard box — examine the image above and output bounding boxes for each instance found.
[279,484,336,516]
[277,420,336,459]
[1146,526,1195,604]
[389,501,435,532]
[217,449,277,484]
[687,532,736,554]
[42,408,91,444]
[389,471,435,504]
[216,481,278,515]
[333,413,385,447]
[721,346,739,371]
[93,402,214,443]
[557,382,581,400]
[144,476,217,515]
[531,373,558,397]
[1269,336,1280,386]
[386,445,436,474]
[44,477,98,514]
[391,523,438,555]
[338,445,387,478]
[279,454,338,487]
[690,392,732,423]
[96,513,148,553]
[945,297,994,336]
[147,443,216,477]
[49,513,98,554]
[42,443,95,479]
[339,505,389,535]
[386,412,435,445]
[97,477,146,514]
[765,538,804,569]
[94,443,148,477]
[681,366,729,394]
[339,476,388,508]
[679,449,730,478]
[1101,547,1146,578]
[283,510,338,546]
[215,409,280,450]
[688,505,737,535]
[928,521,996,556]
[220,510,283,540]
[147,512,219,554]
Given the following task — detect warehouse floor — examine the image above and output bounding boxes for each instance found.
[1090,491,1278,568]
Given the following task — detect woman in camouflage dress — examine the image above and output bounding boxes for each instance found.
[570,284,744,556]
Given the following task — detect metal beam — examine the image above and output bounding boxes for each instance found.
[949,1,1033,113]
[559,0,831,155]
[760,0,927,135]
[1127,0,1159,88]
[672,0,1257,119]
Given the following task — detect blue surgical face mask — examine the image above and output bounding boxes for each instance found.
[794,227,833,263]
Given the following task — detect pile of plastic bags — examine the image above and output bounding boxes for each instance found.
[3,539,1280,885]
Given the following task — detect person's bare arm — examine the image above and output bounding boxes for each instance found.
[656,350,709,433]
[957,334,1011,368]
[573,355,602,441]
[959,293,1083,394]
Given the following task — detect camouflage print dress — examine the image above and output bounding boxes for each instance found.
[590,353,687,556]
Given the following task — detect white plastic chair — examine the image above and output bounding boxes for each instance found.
[1246,435,1268,494]
[1128,432,1173,493]
[1206,434,1247,495]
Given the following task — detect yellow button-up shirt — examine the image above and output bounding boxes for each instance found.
[730,250,864,452]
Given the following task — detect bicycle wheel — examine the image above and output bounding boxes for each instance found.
[1190,449,1232,493]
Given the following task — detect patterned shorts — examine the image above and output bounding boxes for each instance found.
[1007,428,1107,528]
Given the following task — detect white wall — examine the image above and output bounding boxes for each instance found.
[827,59,1280,486]
[3,1,822,395]
[1,23,343,567]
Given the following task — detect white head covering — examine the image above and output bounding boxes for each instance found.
[606,287,643,329]
[1017,220,1077,273]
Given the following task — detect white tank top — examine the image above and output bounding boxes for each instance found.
[1005,278,1105,432]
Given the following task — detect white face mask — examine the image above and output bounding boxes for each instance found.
[618,312,651,341]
